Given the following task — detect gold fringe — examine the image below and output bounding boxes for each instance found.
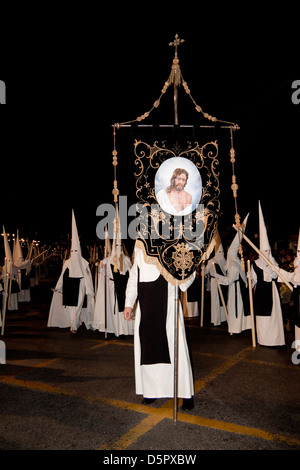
[136,239,194,287]
[200,238,216,261]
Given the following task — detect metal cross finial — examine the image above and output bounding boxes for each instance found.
[169,34,184,57]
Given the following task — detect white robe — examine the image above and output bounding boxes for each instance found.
[205,260,227,326]
[5,265,19,311]
[91,255,134,336]
[15,259,31,303]
[48,257,94,331]
[214,264,252,334]
[125,246,194,399]
[251,261,285,346]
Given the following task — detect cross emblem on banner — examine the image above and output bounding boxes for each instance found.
[169,34,185,57]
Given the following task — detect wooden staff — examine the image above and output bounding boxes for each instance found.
[94,262,99,295]
[212,263,229,325]
[26,240,33,261]
[1,268,12,337]
[200,262,205,327]
[247,260,256,348]
[173,280,179,423]
[30,249,48,263]
[1,274,9,336]
[233,225,293,292]
[104,262,108,339]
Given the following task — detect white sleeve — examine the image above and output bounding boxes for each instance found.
[217,267,238,285]
[124,256,138,309]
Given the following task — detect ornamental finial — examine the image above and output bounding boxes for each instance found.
[169,34,185,58]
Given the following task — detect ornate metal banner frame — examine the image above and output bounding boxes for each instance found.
[132,137,220,285]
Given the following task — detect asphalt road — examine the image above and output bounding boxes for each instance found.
[0,280,299,461]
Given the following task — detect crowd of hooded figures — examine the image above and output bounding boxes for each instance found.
[0,226,55,334]
[188,204,300,350]
[1,204,299,405]
[45,204,300,355]
[3,203,298,350]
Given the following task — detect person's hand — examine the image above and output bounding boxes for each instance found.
[123,307,132,321]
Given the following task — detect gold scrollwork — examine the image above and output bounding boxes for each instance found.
[132,138,220,283]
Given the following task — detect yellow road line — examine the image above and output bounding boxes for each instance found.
[0,374,78,397]
[1,373,299,449]
[99,415,164,450]
[109,340,134,347]
[89,342,109,350]
[89,340,134,350]
[1,345,299,449]
[33,358,59,368]
[176,412,300,447]
[194,346,251,393]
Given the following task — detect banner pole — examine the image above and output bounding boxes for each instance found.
[247,260,256,348]
[200,262,205,327]
[173,281,179,423]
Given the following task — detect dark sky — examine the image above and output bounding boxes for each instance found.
[0,12,299,252]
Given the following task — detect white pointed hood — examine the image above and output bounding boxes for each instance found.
[69,210,84,277]
[256,201,278,279]
[225,213,249,273]
[209,231,226,274]
[258,201,272,260]
[13,230,24,267]
[2,226,13,274]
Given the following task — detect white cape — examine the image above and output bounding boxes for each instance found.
[215,265,251,334]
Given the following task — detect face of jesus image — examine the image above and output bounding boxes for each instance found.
[170,170,188,192]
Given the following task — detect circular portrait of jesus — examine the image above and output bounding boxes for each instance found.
[155,157,202,216]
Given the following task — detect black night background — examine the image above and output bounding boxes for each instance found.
[0,10,299,257]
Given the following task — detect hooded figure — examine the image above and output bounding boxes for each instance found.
[91,205,134,336]
[212,215,252,334]
[279,229,300,351]
[48,210,95,333]
[251,202,285,346]
[13,230,31,303]
[2,227,19,311]
[205,232,228,326]
[123,241,195,404]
